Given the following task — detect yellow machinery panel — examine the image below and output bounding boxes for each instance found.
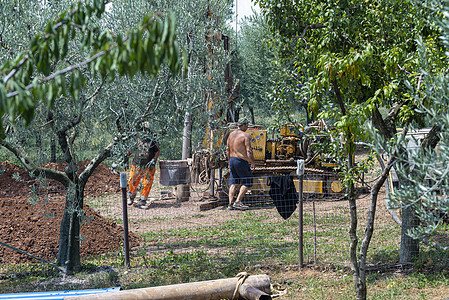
[330,180,342,193]
[247,129,267,161]
[280,124,303,137]
[293,178,323,194]
[251,177,268,191]
[251,177,324,195]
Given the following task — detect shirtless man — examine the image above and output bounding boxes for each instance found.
[226,117,256,210]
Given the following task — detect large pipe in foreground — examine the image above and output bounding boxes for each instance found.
[64,275,271,300]
[239,283,272,300]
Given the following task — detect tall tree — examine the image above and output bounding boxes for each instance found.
[384,0,449,251]
[0,0,180,273]
[232,13,278,127]
[255,0,447,298]
[102,0,234,160]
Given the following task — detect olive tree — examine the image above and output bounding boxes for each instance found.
[255,0,447,298]
[0,0,181,273]
[383,0,449,250]
[101,0,234,161]
[232,13,280,127]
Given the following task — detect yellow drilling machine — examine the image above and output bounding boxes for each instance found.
[190,9,343,207]
[193,120,345,208]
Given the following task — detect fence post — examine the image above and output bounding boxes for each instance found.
[209,168,215,198]
[120,172,130,268]
[297,159,304,269]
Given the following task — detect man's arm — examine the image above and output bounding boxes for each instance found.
[152,142,160,161]
[148,142,160,170]
[244,134,255,170]
[226,135,231,160]
[154,149,160,161]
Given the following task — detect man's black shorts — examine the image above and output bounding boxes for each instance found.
[229,157,253,187]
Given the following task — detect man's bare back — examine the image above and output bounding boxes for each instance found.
[227,127,255,166]
[226,121,255,209]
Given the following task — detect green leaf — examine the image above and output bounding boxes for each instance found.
[47,84,54,104]
[0,84,7,113]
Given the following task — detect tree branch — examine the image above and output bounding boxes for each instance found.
[332,78,346,115]
[421,123,441,150]
[55,111,83,181]
[6,50,109,98]
[3,56,28,85]
[0,139,71,186]
[293,23,325,39]
[372,103,402,140]
[397,64,412,75]
[79,135,120,183]
[84,77,106,110]
[2,9,77,87]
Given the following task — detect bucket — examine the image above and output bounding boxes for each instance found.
[159,160,190,186]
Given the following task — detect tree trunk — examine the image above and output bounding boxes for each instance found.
[234,107,240,124]
[398,124,441,262]
[396,142,420,263]
[182,51,193,160]
[248,106,255,124]
[332,78,367,299]
[301,101,312,125]
[51,138,56,162]
[57,182,84,274]
[347,151,366,300]
[398,124,442,262]
[399,204,420,263]
[182,110,192,160]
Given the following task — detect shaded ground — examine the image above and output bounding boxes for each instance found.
[0,161,138,264]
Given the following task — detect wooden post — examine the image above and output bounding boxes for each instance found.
[176,184,190,203]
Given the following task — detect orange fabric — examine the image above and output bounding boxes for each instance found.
[128,164,156,198]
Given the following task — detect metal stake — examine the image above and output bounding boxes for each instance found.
[209,168,215,197]
[120,173,130,268]
[297,160,304,268]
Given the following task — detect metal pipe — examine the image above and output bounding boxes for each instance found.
[218,167,222,187]
[239,283,272,300]
[209,167,215,197]
[120,173,130,268]
[313,199,317,264]
[297,160,304,268]
[0,240,65,272]
[0,287,122,300]
[64,274,271,300]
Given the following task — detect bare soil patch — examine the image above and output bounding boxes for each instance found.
[0,161,138,264]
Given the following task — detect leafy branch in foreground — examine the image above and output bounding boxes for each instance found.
[0,0,182,138]
[0,0,182,274]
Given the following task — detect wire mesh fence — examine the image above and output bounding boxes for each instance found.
[0,160,435,279]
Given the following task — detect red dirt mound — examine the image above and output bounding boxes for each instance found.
[0,160,120,197]
[0,161,137,264]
